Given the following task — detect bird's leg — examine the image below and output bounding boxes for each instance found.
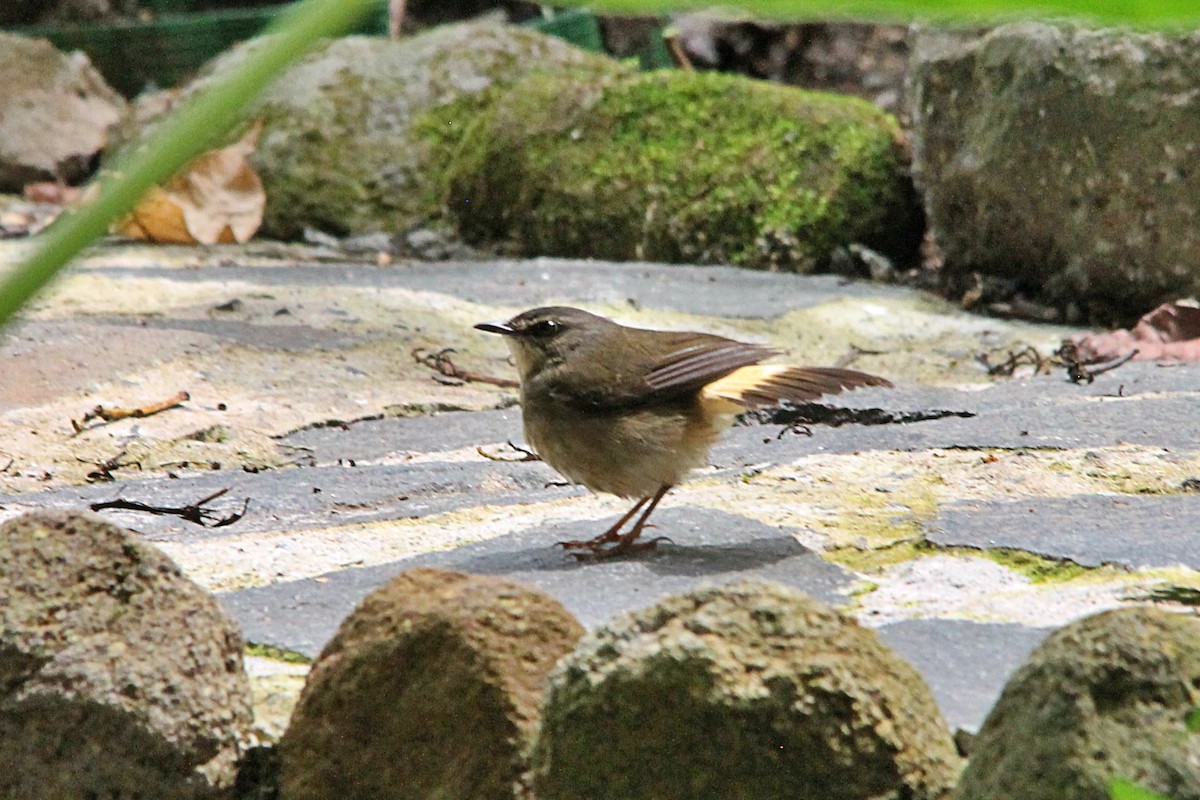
[557,495,650,550]
[570,486,674,560]
[611,485,672,553]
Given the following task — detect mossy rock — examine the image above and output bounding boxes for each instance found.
[953,606,1200,800]
[0,511,253,799]
[120,21,622,240]
[910,23,1200,321]
[278,568,584,800]
[428,68,923,270]
[531,580,961,800]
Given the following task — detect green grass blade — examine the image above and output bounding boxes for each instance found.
[0,0,381,328]
[553,0,1200,27]
[1109,778,1170,800]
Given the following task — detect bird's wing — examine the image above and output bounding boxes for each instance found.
[643,335,779,396]
[701,365,893,409]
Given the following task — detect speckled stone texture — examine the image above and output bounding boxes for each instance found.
[532,579,962,800]
[953,606,1200,800]
[278,567,585,800]
[909,22,1200,319]
[0,31,127,190]
[0,511,253,799]
[161,21,621,240]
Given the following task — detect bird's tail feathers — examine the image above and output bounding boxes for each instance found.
[701,365,891,409]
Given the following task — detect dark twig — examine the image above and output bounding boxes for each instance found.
[776,423,813,440]
[412,347,519,388]
[72,390,190,434]
[975,345,1049,377]
[90,487,249,527]
[1056,342,1139,384]
[833,344,885,370]
[77,451,132,483]
[477,440,542,462]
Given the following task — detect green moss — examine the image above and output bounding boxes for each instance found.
[1143,585,1200,606]
[427,68,922,270]
[415,59,627,234]
[981,547,1092,583]
[826,538,931,573]
[245,642,313,665]
[829,536,1099,585]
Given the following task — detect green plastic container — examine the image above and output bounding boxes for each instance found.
[523,7,604,54]
[8,3,621,98]
[12,2,388,97]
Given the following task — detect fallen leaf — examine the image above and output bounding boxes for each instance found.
[1068,301,1200,363]
[115,120,265,244]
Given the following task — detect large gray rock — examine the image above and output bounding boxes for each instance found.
[177,22,620,240]
[278,568,585,800]
[0,511,253,799]
[954,606,1200,800]
[910,23,1200,321]
[0,32,127,191]
[532,580,961,800]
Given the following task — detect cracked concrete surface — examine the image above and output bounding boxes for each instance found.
[2,239,1198,736]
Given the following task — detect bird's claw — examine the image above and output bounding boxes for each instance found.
[566,536,674,561]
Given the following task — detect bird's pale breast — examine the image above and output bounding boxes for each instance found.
[522,394,735,499]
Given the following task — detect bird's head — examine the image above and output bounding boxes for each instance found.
[475,306,614,382]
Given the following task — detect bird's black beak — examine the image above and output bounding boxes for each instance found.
[474,321,515,336]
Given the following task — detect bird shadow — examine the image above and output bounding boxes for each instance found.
[411,507,818,580]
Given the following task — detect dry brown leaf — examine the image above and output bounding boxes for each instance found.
[115,120,265,244]
[1068,302,1200,363]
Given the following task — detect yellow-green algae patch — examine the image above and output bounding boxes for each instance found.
[682,445,1200,585]
[975,547,1095,583]
[245,642,313,665]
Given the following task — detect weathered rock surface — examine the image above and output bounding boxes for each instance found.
[443,67,923,271]
[0,32,127,191]
[909,22,1200,321]
[176,21,621,240]
[953,606,1200,800]
[278,567,584,800]
[532,579,962,800]
[0,510,253,799]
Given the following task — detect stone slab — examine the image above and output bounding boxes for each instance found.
[875,619,1052,733]
[217,506,854,655]
[929,494,1200,570]
[85,257,918,320]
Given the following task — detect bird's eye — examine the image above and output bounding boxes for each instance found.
[527,319,561,337]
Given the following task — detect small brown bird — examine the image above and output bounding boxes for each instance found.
[476,306,891,558]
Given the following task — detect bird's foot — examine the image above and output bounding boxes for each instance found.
[557,531,619,550]
[556,522,627,550]
[567,536,674,561]
[557,521,659,550]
